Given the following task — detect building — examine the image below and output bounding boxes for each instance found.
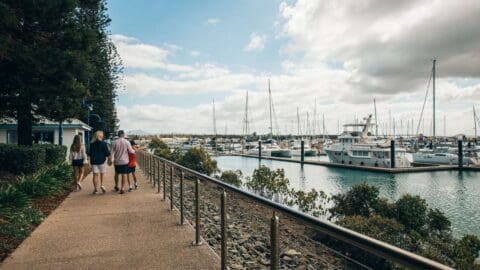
[0,117,92,156]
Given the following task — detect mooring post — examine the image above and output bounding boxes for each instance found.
[458,140,463,169]
[163,162,166,200]
[192,178,203,246]
[301,140,305,164]
[170,165,174,211]
[258,140,262,159]
[270,211,280,270]
[180,171,184,225]
[390,140,396,168]
[220,191,227,270]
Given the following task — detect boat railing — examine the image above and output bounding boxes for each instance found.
[137,151,452,270]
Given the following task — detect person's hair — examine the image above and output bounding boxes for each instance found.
[92,130,104,143]
[130,140,136,146]
[71,135,82,152]
[117,130,125,137]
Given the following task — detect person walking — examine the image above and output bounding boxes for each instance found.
[69,134,87,190]
[88,131,110,195]
[108,130,135,194]
[127,140,144,191]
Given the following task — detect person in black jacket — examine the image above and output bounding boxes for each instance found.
[88,131,110,194]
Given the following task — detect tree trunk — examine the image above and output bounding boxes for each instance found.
[17,103,33,146]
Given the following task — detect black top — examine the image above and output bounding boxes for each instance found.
[88,141,110,165]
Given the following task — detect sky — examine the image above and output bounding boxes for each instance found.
[107,0,480,136]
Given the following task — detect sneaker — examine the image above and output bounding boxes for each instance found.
[114,186,119,192]
[92,190,98,195]
[134,181,139,189]
[100,186,106,193]
[128,187,133,192]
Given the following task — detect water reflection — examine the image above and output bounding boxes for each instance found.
[215,156,480,237]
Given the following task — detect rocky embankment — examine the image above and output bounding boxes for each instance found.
[159,171,350,270]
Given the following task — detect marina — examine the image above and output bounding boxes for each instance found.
[215,155,480,238]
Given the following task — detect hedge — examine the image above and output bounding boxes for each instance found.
[0,144,67,175]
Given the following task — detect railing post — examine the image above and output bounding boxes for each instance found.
[270,212,280,270]
[180,171,184,225]
[157,159,161,193]
[220,191,227,270]
[163,162,166,200]
[192,178,203,246]
[149,155,153,183]
[170,165,174,211]
[153,157,157,188]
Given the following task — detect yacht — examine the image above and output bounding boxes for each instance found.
[247,140,292,158]
[290,140,317,156]
[413,144,479,165]
[325,115,410,167]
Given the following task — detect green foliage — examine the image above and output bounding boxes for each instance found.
[220,170,243,187]
[0,207,44,240]
[452,235,480,270]
[287,189,329,217]
[150,138,169,150]
[396,194,428,232]
[38,145,67,165]
[427,208,451,233]
[0,144,46,174]
[176,148,218,176]
[329,182,380,219]
[0,186,30,209]
[0,0,119,144]
[245,166,290,198]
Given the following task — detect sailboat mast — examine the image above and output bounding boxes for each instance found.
[374,98,378,137]
[432,59,436,143]
[268,79,273,140]
[297,107,301,138]
[474,105,477,139]
[212,98,217,136]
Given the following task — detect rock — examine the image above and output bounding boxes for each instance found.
[283,249,301,257]
[259,258,270,265]
[230,264,243,269]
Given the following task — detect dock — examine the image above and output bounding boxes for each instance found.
[228,153,480,174]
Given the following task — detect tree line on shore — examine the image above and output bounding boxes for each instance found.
[149,138,480,269]
[0,0,120,145]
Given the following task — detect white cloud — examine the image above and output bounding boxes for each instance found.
[205,18,220,25]
[244,33,267,52]
[191,50,200,57]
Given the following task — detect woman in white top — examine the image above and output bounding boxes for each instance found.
[69,134,87,190]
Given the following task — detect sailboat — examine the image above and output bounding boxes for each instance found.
[412,60,479,165]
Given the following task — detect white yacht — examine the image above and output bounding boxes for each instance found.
[247,140,292,158]
[413,145,479,165]
[290,140,317,157]
[325,115,410,168]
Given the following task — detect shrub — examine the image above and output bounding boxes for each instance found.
[396,194,428,232]
[220,170,243,187]
[38,145,67,165]
[329,183,380,219]
[0,207,44,240]
[176,148,218,175]
[287,189,329,217]
[0,187,30,209]
[245,166,290,198]
[0,144,46,174]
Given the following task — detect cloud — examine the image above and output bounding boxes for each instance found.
[191,50,200,57]
[244,33,267,52]
[205,18,220,25]
[111,34,193,72]
[278,0,480,95]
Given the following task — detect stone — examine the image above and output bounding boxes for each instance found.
[283,249,301,257]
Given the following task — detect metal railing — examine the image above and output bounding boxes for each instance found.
[137,151,452,270]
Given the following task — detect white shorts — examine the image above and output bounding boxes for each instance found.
[91,164,106,174]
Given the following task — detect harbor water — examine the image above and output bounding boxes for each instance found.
[215,155,480,237]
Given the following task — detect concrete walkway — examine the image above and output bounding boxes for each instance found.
[1,166,220,270]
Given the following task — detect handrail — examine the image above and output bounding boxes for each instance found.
[142,151,452,270]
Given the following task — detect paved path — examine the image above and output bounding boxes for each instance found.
[1,166,220,270]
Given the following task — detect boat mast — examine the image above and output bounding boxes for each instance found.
[296,107,301,138]
[432,59,436,144]
[268,79,273,140]
[322,113,326,141]
[212,98,217,136]
[474,105,478,140]
[374,98,378,137]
